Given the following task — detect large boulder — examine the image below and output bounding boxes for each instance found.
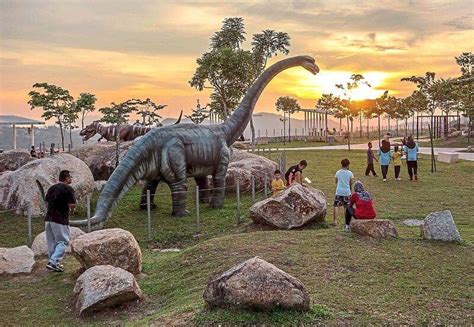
[217,149,277,194]
[0,149,35,173]
[70,142,134,180]
[74,265,142,315]
[0,246,35,275]
[350,219,398,239]
[31,227,86,257]
[71,228,142,274]
[0,154,94,216]
[203,257,310,311]
[249,183,326,229]
[421,210,462,242]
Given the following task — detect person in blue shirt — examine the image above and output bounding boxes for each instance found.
[332,158,354,226]
[403,135,419,181]
[377,140,391,182]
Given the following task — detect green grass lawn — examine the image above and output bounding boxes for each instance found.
[418,135,472,148]
[1,150,473,325]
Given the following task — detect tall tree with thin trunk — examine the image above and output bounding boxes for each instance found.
[276,96,300,143]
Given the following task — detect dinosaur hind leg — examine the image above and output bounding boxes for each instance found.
[210,142,230,209]
[139,178,160,210]
[194,176,210,203]
[161,139,189,216]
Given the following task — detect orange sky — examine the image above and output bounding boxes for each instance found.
[1,0,472,122]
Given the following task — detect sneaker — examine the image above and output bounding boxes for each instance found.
[409,177,413,181]
[343,225,350,232]
[414,175,418,181]
[383,179,387,182]
[46,262,64,272]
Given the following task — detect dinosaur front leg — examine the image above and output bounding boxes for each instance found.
[139,178,160,210]
[194,176,210,203]
[169,181,189,216]
[210,143,230,209]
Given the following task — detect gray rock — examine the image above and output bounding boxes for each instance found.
[350,219,398,238]
[94,180,107,192]
[71,228,142,274]
[0,246,35,275]
[204,257,310,311]
[0,150,35,173]
[250,183,327,229]
[421,210,462,242]
[402,219,424,227]
[0,154,94,216]
[31,227,86,257]
[74,265,142,315]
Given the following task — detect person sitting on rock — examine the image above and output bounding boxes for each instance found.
[30,145,37,158]
[344,181,376,232]
[44,170,76,272]
[284,160,307,186]
[271,170,286,196]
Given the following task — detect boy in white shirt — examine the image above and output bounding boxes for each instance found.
[332,158,354,227]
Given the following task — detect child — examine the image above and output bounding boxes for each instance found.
[403,135,419,181]
[332,158,354,226]
[392,145,402,181]
[365,142,377,177]
[344,181,376,232]
[285,160,307,186]
[271,170,286,196]
[377,140,391,182]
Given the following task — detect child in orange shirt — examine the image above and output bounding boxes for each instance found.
[271,170,285,196]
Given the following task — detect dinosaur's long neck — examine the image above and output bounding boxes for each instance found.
[70,133,161,228]
[221,56,308,145]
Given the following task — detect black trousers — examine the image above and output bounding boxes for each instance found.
[365,163,377,176]
[407,161,418,178]
[394,165,401,179]
[345,206,355,225]
[381,165,389,179]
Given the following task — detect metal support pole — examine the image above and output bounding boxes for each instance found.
[86,194,91,233]
[195,185,200,235]
[264,174,268,198]
[251,176,255,203]
[27,206,32,247]
[146,189,151,241]
[236,180,241,225]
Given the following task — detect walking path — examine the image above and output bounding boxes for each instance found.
[264,141,474,161]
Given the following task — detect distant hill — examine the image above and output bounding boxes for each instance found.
[0,112,343,150]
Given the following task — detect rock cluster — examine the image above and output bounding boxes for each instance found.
[31,227,85,257]
[74,265,142,315]
[0,154,94,216]
[250,183,327,229]
[71,228,142,274]
[204,257,310,311]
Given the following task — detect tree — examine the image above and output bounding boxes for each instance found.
[316,94,341,134]
[63,104,80,148]
[190,17,291,145]
[373,91,390,147]
[186,100,209,124]
[99,99,140,167]
[28,83,74,151]
[135,98,166,127]
[75,93,97,131]
[275,96,300,143]
[455,52,474,77]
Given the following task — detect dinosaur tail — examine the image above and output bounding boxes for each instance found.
[70,132,161,229]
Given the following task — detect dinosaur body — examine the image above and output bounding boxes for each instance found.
[71,56,319,229]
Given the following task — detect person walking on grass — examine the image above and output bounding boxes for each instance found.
[404,135,419,181]
[378,139,391,182]
[344,181,376,232]
[392,145,403,181]
[285,160,307,186]
[332,158,354,227]
[365,142,378,177]
[44,170,76,272]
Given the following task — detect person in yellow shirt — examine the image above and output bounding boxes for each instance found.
[391,145,402,181]
[271,170,286,196]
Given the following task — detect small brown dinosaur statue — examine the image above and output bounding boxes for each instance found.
[80,111,182,142]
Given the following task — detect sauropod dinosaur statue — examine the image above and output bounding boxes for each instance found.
[80,111,183,142]
[70,56,319,229]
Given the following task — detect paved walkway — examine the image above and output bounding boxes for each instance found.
[264,142,474,161]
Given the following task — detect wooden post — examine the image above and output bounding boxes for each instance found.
[27,206,32,247]
[147,190,151,241]
[195,185,200,235]
[236,180,241,225]
[86,194,91,233]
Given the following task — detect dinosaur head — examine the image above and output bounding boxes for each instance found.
[80,121,100,140]
[301,56,320,75]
